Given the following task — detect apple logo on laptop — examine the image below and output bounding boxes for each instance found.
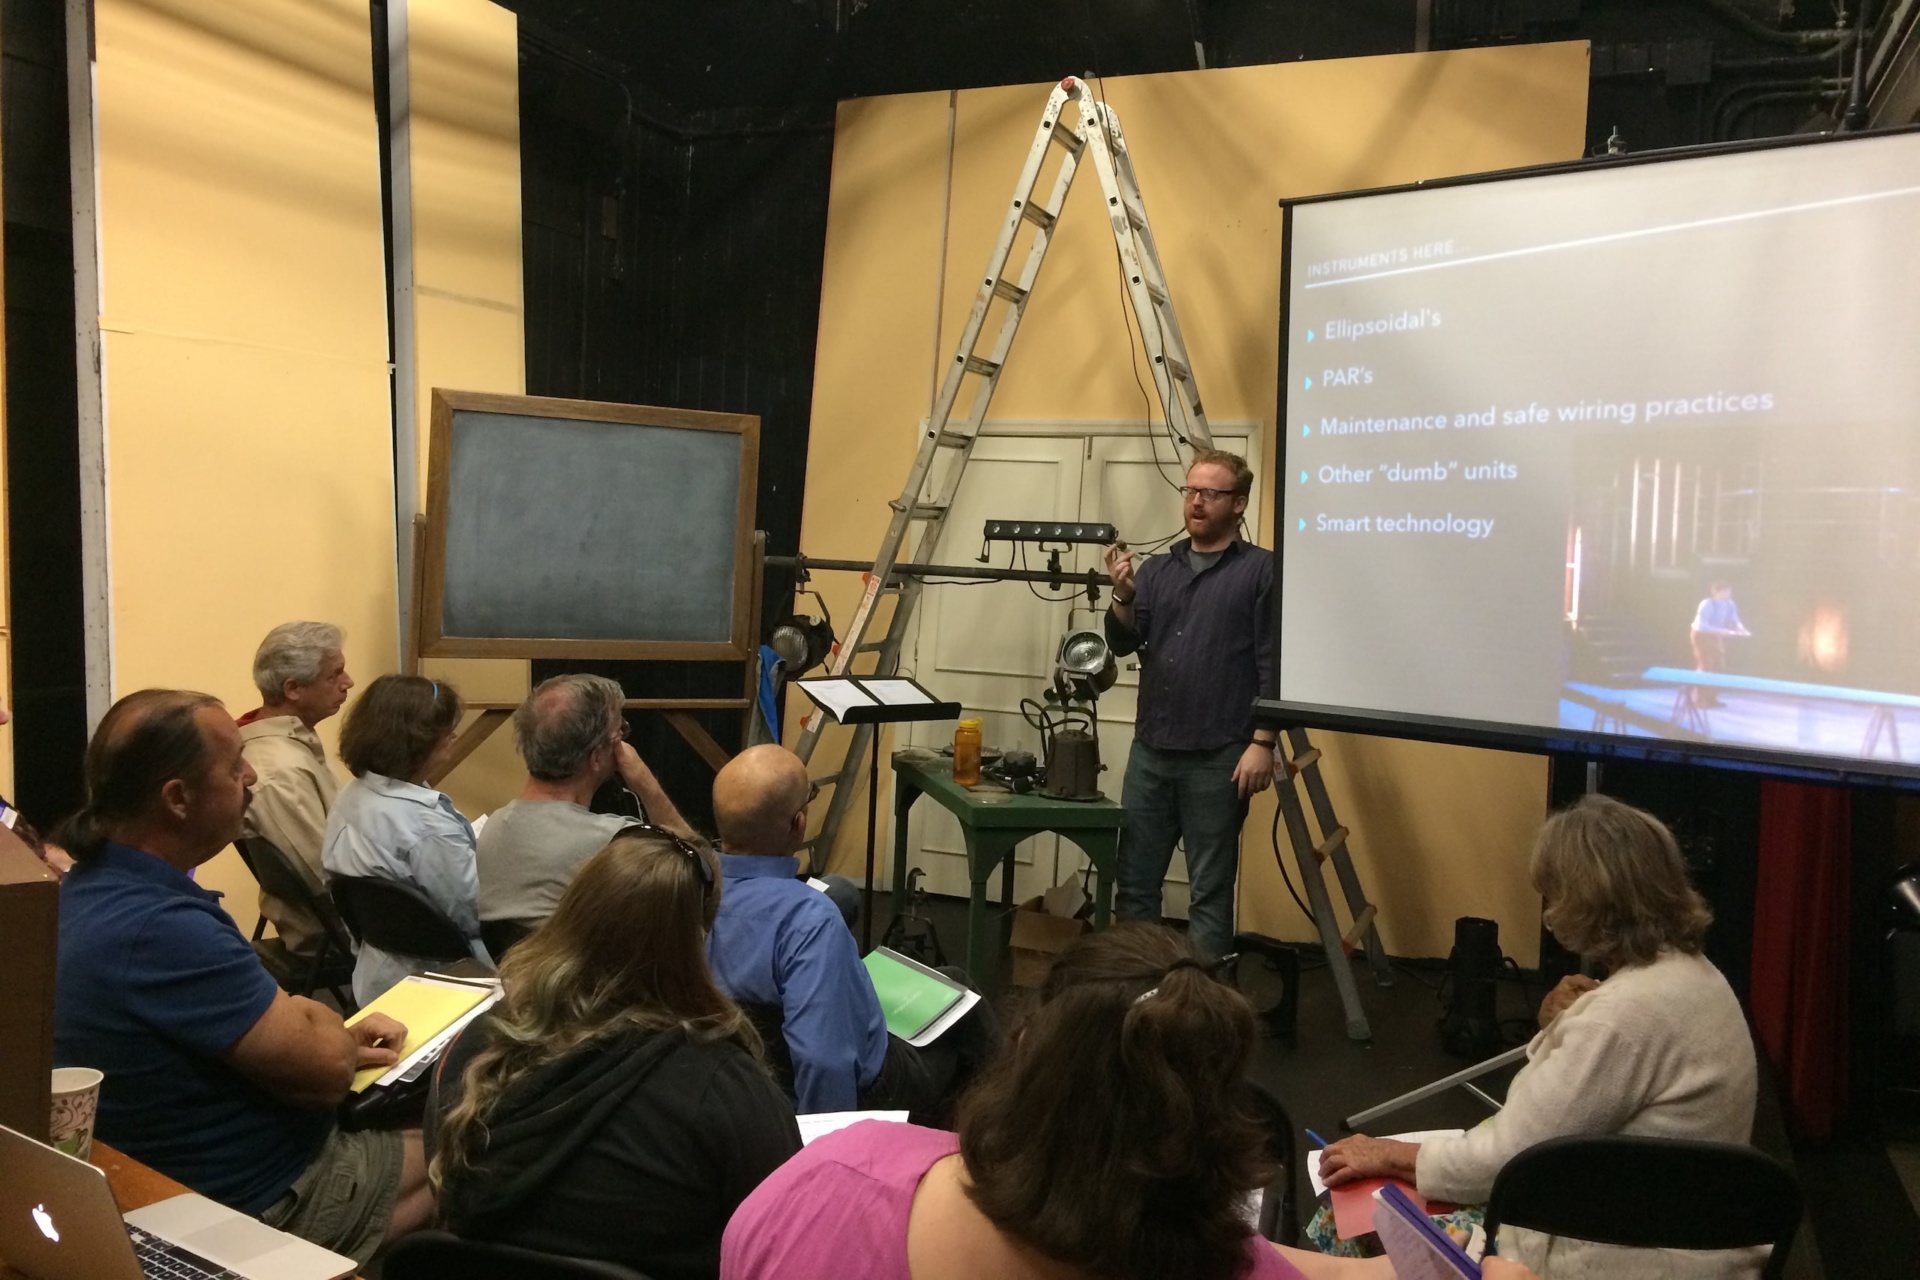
[32,1203,59,1243]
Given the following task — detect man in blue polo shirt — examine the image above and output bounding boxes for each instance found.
[54,689,431,1264]
[705,745,994,1120]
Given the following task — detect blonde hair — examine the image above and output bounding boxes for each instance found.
[1531,795,1712,968]
[1187,449,1253,497]
[429,831,758,1193]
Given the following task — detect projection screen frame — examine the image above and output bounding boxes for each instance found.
[1263,125,1920,790]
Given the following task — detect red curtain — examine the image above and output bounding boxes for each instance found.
[1749,780,1852,1138]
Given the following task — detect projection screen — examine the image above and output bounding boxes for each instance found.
[1267,129,1920,783]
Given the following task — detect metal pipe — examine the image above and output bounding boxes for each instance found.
[1727,86,1850,135]
[767,554,1113,588]
[1711,76,1849,138]
[1847,0,1878,127]
[1684,0,1852,48]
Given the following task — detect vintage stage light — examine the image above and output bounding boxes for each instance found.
[769,590,836,675]
[1055,629,1117,700]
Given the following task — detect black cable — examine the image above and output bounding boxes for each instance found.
[1082,69,1187,494]
[1269,803,1318,927]
[1018,543,1088,603]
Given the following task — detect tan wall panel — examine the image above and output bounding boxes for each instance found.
[804,46,1588,960]
[95,0,396,931]
[404,0,527,820]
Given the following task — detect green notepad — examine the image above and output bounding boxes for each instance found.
[862,946,971,1043]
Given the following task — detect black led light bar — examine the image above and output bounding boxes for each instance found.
[982,519,1119,545]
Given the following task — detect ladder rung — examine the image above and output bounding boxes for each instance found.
[1158,354,1191,382]
[1122,199,1148,229]
[991,277,1029,304]
[937,431,972,447]
[855,642,889,655]
[1313,825,1349,864]
[1143,278,1168,306]
[1019,201,1056,232]
[888,498,949,518]
[1288,747,1322,774]
[1340,904,1378,950]
[809,776,840,789]
[1047,116,1084,154]
[962,354,1001,377]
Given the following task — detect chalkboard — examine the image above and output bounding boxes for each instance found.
[421,391,759,660]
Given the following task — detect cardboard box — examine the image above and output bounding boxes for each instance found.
[0,826,59,1142]
[1008,895,1090,988]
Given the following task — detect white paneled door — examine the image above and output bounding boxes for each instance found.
[896,427,1257,912]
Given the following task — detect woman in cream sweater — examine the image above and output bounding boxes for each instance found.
[1319,795,1760,1279]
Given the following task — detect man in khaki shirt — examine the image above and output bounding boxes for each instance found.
[239,621,354,957]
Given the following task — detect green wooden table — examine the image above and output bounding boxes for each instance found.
[890,752,1123,982]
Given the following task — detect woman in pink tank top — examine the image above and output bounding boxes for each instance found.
[721,924,1439,1280]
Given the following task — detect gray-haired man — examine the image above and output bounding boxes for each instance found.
[476,674,693,933]
[240,621,354,958]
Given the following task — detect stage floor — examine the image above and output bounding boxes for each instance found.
[1563,682,1912,764]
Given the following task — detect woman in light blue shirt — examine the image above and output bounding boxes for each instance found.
[323,674,490,1003]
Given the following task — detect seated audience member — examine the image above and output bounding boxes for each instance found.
[721,923,1388,1280]
[322,674,488,1003]
[239,621,354,957]
[706,745,994,1119]
[0,696,72,878]
[1320,794,1759,1277]
[477,673,692,932]
[53,689,432,1263]
[430,828,801,1280]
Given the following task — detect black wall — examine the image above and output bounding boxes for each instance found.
[520,28,835,826]
[3,0,87,821]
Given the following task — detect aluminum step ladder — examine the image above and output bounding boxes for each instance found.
[795,76,1215,870]
[1272,726,1392,1039]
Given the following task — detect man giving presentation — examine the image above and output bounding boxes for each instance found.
[1104,450,1274,959]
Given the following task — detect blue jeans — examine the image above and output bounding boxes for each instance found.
[1116,740,1247,959]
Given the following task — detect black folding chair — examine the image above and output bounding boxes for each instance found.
[384,1230,651,1279]
[740,1001,797,1096]
[1485,1134,1801,1278]
[1245,1079,1300,1247]
[233,837,358,1012]
[480,917,535,964]
[329,874,476,965]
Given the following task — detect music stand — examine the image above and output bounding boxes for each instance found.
[794,676,961,951]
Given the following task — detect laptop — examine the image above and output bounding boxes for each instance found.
[0,1125,356,1280]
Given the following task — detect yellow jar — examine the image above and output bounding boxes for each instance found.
[952,718,983,786]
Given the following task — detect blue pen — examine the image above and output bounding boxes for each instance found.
[1305,1128,1330,1149]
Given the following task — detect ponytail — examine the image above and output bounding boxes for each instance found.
[57,690,222,861]
[958,924,1274,1280]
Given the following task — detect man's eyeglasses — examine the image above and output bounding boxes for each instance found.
[1177,485,1238,503]
[618,821,715,888]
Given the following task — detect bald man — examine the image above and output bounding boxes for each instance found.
[706,746,994,1118]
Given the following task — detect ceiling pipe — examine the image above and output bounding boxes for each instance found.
[1846,0,1878,127]
[1683,0,1853,48]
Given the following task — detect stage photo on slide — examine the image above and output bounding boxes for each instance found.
[1561,424,1920,764]
[1274,128,1920,779]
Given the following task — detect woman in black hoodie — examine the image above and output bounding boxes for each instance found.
[427,826,802,1279]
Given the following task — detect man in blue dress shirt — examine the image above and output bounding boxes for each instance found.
[705,745,993,1119]
[54,689,431,1263]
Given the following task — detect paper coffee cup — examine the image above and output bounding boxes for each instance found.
[49,1067,103,1160]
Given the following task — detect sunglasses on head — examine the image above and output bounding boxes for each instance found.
[617,821,715,888]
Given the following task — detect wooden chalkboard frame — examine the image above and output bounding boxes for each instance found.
[420,389,760,660]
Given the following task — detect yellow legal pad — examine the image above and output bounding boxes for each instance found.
[344,976,494,1092]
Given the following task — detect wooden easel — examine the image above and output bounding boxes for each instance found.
[403,515,767,786]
